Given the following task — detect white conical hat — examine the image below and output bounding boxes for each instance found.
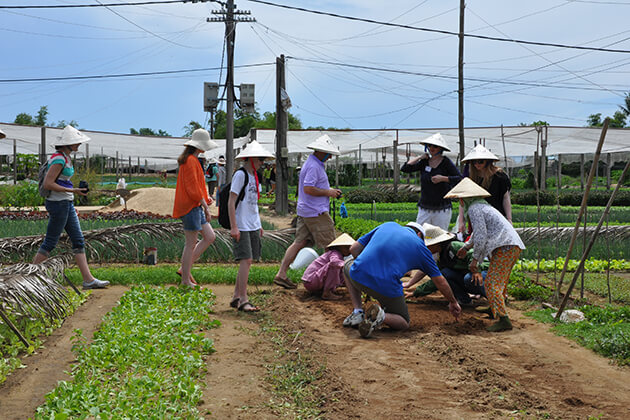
[420,133,450,152]
[326,233,355,248]
[461,144,499,162]
[306,134,340,155]
[422,223,455,247]
[235,140,275,160]
[184,128,218,152]
[0,128,6,139]
[54,125,90,146]
[444,177,491,199]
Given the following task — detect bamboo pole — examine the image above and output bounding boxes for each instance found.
[555,118,609,301]
[0,307,30,348]
[556,159,629,319]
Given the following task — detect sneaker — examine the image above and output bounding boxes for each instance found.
[83,278,110,289]
[342,311,364,328]
[358,304,386,338]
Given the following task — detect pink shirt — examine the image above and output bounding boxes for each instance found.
[301,249,345,292]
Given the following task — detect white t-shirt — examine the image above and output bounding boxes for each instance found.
[230,168,262,231]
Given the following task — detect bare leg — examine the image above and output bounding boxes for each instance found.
[180,230,198,286]
[276,240,308,279]
[384,313,409,330]
[234,258,253,302]
[191,223,216,263]
[344,274,363,310]
[74,253,96,283]
[33,252,47,265]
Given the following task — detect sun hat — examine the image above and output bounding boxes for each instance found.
[198,152,206,159]
[461,144,499,162]
[53,125,90,146]
[444,177,491,199]
[207,157,217,164]
[422,223,455,247]
[0,128,6,139]
[184,128,218,152]
[406,222,426,238]
[420,133,450,152]
[217,156,226,165]
[326,233,355,249]
[235,140,274,160]
[306,134,340,156]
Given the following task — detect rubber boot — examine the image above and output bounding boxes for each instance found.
[486,316,512,332]
[474,306,495,319]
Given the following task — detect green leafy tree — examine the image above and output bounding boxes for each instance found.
[130,128,170,137]
[14,106,80,128]
[588,112,627,128]
[182,121,202,137]
[619,92,630,116]
[55,120,80,128]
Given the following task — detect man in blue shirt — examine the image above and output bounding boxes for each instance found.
[343,221,462,338]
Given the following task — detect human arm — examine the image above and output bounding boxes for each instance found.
[303,185,342,199]
[431,275,462,321]
[457,204,466,233]
[228,191,239,241]
[43,163,87,195]
[400,154,428,173]
[503,190,512,224]
[402,270,426,289]
[349,241,364,259]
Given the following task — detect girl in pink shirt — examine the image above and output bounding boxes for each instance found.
[302,234,354,300]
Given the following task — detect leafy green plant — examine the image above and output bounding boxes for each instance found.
[508,271,552,301]
[35,286,220,418]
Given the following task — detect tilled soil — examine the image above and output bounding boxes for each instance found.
[1,283,629,419]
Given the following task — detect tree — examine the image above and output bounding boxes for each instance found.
[211,109,303,139]
[619,92,630,116]
[587,111,626,128]
[55,120,80,128]
[14,106,80,128]
[129,128,170,137]
[182,121,202,137]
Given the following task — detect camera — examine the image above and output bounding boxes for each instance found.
[79,180,89,193]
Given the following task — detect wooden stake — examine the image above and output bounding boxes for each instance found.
[0,307,30,348]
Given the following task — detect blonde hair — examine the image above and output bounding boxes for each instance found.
[177,146,197,166]
[470,161,502,190]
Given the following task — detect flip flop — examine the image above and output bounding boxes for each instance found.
[273,276,297,289]
[176,269,197,285]
[238,301,260,312]
[230,297,240,309]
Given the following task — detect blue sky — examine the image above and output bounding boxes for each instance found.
[1,0,629,137]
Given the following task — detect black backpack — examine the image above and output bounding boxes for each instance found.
[217,168,248,229]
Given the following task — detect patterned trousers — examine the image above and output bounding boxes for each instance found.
[486,245,521,318]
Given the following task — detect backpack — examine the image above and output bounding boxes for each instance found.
[38,152,68,198]
[217,168,248,229]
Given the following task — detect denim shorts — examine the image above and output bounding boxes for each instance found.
[38,199,85,255]
[180,206,208,231]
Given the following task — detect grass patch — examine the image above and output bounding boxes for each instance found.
[526,306,630,365]
[0,291,87,385]
[35,286,220,418]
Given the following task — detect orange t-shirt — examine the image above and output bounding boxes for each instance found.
[172,154,210,218]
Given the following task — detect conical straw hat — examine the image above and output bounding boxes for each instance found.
[422,223,455,247]
[420,132,450,152]
[444,177,490,199]
[54,125,90,146]
[461,144,499,162]
[235,140,275,160]
[326,233,355,248]
[306,134,340,155]
[0,128,6,139]
[184,128,218,151]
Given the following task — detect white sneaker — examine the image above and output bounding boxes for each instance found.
[343,311,364,328]
[83,278,110,289]
[359,304,385,338]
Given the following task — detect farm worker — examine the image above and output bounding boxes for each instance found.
[274,134,342,289]
[263,164,271,193]
[403,223,489,306]
[342,221,461,338]
[215,155,226,207]
[444,178,525,332]
[228,140,275,312]
[400,133,462,231]
[33,125,109,289]
[301,233,354,300]
[205,157,219,196]
[457,144,513,233]
[172,129,218,287]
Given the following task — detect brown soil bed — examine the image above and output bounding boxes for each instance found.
[1,283,629,419]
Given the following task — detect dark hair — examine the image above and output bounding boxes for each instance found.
[177,145,197,166]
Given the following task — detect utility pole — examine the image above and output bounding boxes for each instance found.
[458,0,465,169]
[275,55,289,215]
[208,0,254,183]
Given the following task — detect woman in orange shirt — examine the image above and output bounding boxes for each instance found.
[173,129,218,287]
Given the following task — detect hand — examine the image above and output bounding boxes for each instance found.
[207,196,214,205]
[431,175,447,184]
[469,259,478,273]
[456,247,468,259]
[457,220,466,234]
[329,188,342,199]
[230,227,240,242]
[74,188,88,196]
[449,301,462,321]
[404,289,415,299]
[472,272,483,286]
[260,227,264,237]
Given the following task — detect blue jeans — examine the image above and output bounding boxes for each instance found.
[39,199,85,255]
[442,267,487,304]
[463,271,488,299]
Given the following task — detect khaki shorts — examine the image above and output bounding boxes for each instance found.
[343,259,410,323]
[294,213,336,248]
[232,230,262,261]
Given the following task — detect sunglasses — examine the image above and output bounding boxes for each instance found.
[472,160,487,165]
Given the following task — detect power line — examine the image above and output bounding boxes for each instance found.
[0,63,273,83]
[0,1,207,9]
[247,0,630,54]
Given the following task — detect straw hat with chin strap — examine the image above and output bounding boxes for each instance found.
[235,140,275,160]
[422,223,455,247]
[306,134,340,156]
[184,128,218,152]
[420,133,450,152]
[461,144,499,162]
[444,177,491,199]
[54,125,90,146]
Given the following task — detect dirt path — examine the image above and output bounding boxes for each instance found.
[2,283,629,419]
[0,286,128,419]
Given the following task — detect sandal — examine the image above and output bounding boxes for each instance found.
[230,297,240,309]
[273,276,297,289]
[238,301,260,312]
[176,269,197,285]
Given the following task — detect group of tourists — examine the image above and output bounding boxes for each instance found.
[34,125,524,338]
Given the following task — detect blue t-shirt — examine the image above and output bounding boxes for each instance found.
[349,222,441,298]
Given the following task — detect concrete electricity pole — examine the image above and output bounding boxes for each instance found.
[458,0,465,168]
